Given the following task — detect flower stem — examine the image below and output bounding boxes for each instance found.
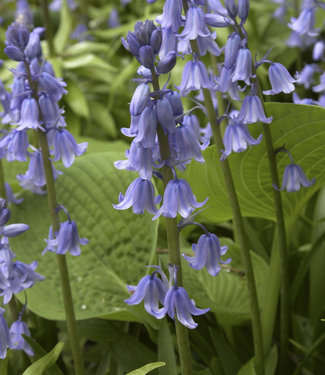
[40,0,56,57]
[151,68,192,375]
[202,89,265,375]
[24,64,84,375]
[0,159,19,321]
[254,77,290,373]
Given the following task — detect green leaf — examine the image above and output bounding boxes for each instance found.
[237,346,277,375]
[126,362,166,375]
[22,342,64,375]
[53,0,72,54]
[185,103,325,224]
[88,101,117,138]
[64,80,89,119]
[10,152,158,321]
[64,42,110,56]
[62,54,116,73]
[183,238,269,326]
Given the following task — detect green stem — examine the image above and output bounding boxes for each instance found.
[254,74,290,373]
[151,68,192,375]
[202,89,265,375]
[40,0,55,57]
[25,64,84,375]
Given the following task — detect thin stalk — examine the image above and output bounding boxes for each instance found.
[0,159,19,321]
[40,0,55,57]
[151,68,192,375]
[203,89,265,375]
[253,70,290,373]
[25,65,84,375]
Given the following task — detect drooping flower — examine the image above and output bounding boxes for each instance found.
[232,47,253,85]
[221,121,262,160]
[153,178,208,220]
[178,6,211,41]
[263,63,296,95]
[124,272,167,318]
[113,178,161,215]
[9,318,34,356]
[238,95,273,124]
[0,308,10,359]
[43,220,89,256]
[183,233,231,276]
[274,163,315,192]
[288,7,318,37]
[178,60,211,97]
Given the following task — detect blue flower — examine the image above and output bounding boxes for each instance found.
[124,272,167,318]
[16,97,42,131]
[9,318,34,356]
[183,233,231,276]
[288,7,318,37]
[133,106,157,148]
[0,308,10,359]
[224,33,241,68]
[113,178,161,215]
[238,95,273,124]
[129,83,150,117]
[232,47,252,85]
[157,0,183,32]
[50,128,88,168]
[263,63,296,95]
[178,6,211,41]
[221,121,262,160]
[163,285,209,329]
[153,178,208,220]
[43,220,89,256]
[0,129,29,162]
[178,60,210,97]
[274,163,315,192]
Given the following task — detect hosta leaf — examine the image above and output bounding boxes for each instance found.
[10,152,158,321]
[185,103,325,224]
[182,238,269,326]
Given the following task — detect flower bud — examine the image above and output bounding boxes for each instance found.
[157,51,176,74]
[130,83,150,116]
[139,45,155,69]
[150,29,162,54]
[4,46,25,62]
[238,0,249,23]
[157,96,176,134]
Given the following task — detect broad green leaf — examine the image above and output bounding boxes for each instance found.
[237,346,277,375]
[62,54,116,72]
[182,239,269,326]
[22,342,64,375]
[89,101,117,138]
[186,103,325,224]
[10,152,158,320]
[65,80,89,119]
[53,0,72,54]
[126,362,166,375]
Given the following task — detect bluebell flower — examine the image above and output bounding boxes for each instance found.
[274,163,315,192]
[133,106,157,148]
[50,128,88,168]
[232,47,252,85]
[50,0,77,11]
[0,223,29,238]
[157,51,177,74]
[218,65,235,93]
[37,72,67,101]
[205,13,230,28]
[0,130,29,162]
[178,60,210,97]
[221,121,263,160]
[129,83,150,117]
[139,45,155,69]
[44,220,89,256]
[156,0,183,32]
[312,72,325,93]
[114,178,161,215]
[108,8,120,29]
[5,183,23,205]
[15,0,34,29]
[162,284,209,329]
[165,91,183,118]
[9,318,34,356]
[292,92,318,106]
[39,92,62,129]
[153,178,208,220]
[238,95,273,124]
[0,308,10,359]
[24,29,43,61]
[288,7,318,37]
[313,41,324,60]
[18,149,62,187]
[16,97,43,131]
[263,63,296,95]
[296,64,319,89]
[178,6,211,40]
[224,0,237,18]
[238,0,249,24]
[5,23,29,51]
[124,273,167,318]
[158,27,178,59]
[156,96,176,134]
[183,233,231,276]
[224,33,241,68]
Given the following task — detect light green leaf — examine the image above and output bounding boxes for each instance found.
[53,0,72,54]
[89,101,117,138]
[65,80,89,118]
[158,320,177,375]
[10,152,158,321]
[126,362,166,375]
[62,54,116,72]
[22,342,64,375]
[185,103,325,224]
[183,239,269,326]
[64,42,110,56]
